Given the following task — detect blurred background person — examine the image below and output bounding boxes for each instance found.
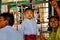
[0,12,22,40]
[47,16,60,40]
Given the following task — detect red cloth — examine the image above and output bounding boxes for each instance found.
[24,34,36,40]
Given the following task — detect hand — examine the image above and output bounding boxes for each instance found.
[50,0,58,8]
[40,33,46,40]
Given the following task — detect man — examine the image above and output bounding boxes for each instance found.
[0,12,22,40]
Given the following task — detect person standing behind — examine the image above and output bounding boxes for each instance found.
[20,8,40,40]
[47,16,60,40]
[0,12,22,40]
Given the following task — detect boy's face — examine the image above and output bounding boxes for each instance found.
[50,18,59,28]
[0,16,7,28]
[24,10,34,19]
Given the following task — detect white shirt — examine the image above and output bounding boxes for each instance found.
[0,26,22,40]
[20,19,40,35]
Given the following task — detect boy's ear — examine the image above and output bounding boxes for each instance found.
[5,20,9,25]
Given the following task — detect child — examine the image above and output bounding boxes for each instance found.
[20,8,40,40]
[0,12,22,40]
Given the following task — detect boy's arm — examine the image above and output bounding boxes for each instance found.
[19,22,25,35]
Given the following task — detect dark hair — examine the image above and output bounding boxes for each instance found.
[24,8,34,13]
[48,16,59,21]
[0,12,14,26]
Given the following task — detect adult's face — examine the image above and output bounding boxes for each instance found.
[50,18,59,28]
[0,16,7,28]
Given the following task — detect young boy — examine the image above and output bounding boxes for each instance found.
[0,12,22,40]
[20,8,40,40]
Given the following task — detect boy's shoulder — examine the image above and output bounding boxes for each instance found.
[1,26,17,32]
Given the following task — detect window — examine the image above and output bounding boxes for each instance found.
[40,3,49,23]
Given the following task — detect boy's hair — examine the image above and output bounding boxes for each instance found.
[24,8,34,13]
[0,12,14,26]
